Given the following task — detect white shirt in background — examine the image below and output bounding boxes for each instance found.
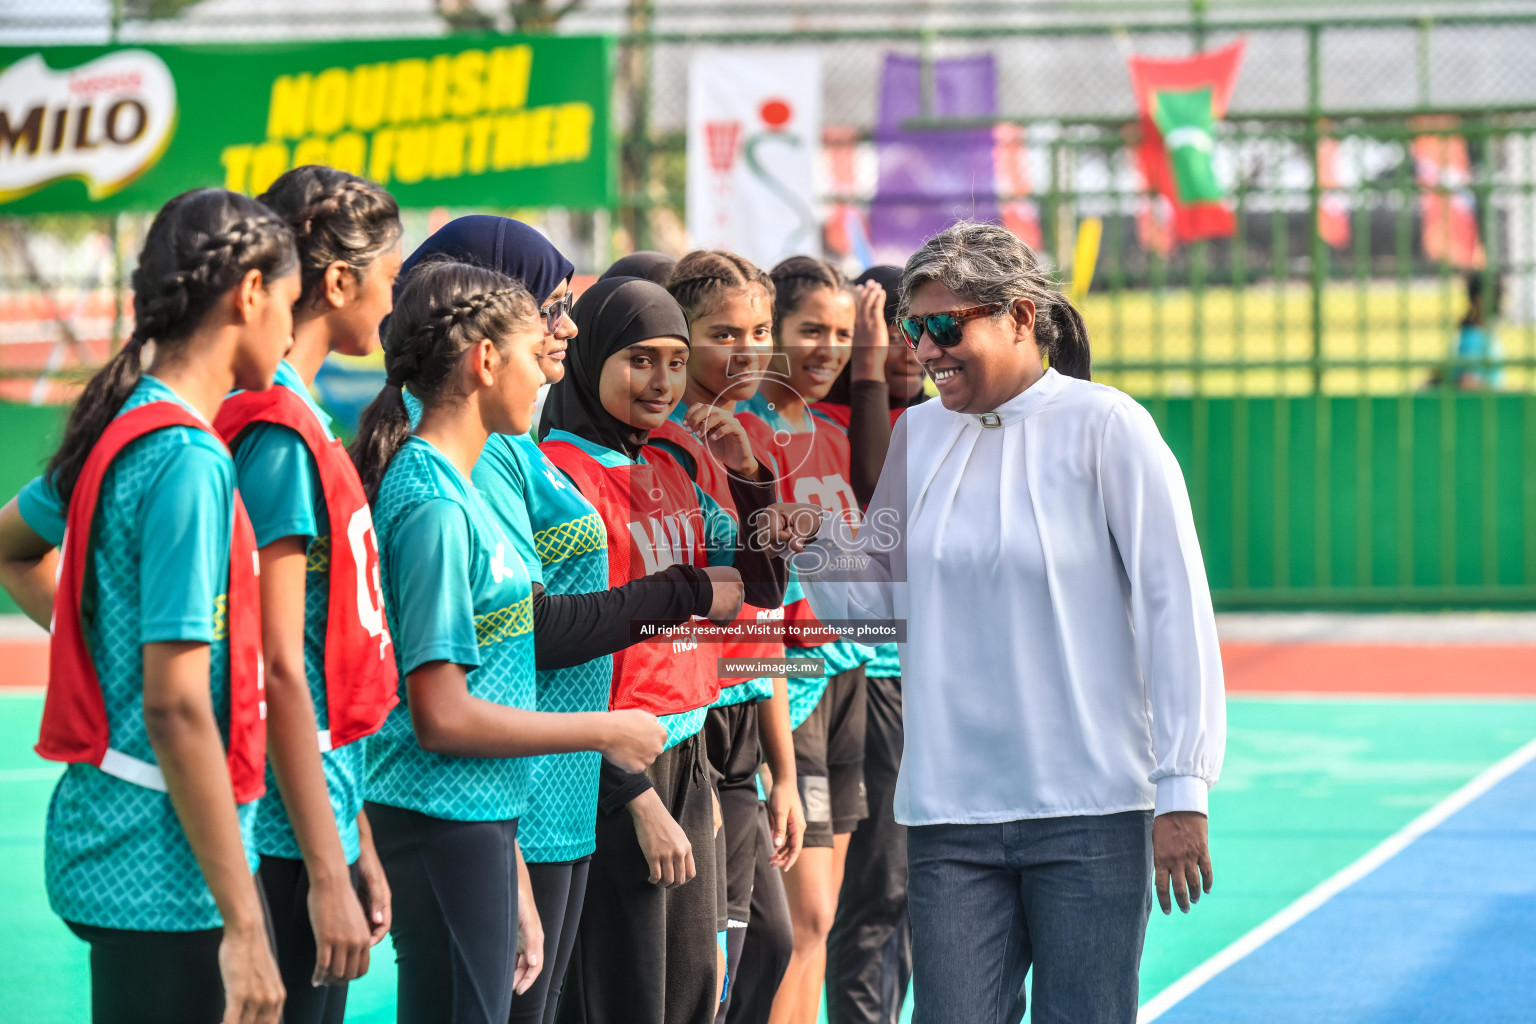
[793,368,1226,826]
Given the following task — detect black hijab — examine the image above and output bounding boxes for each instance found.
[599,251,677,287]
[539,276,690,456]
[396,214,574,305]
[823,264,923,408]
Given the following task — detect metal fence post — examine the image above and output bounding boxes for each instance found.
[1307,22,1326,395]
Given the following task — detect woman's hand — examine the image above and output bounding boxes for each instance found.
[702,565,745,626]
[850,280,891,381]
[683,405,760,478]
[628,788,696,887]
[354,813,392,946]
[600,709,668,772]
[752,502,826,556]
[513,845,544,995]
[219,919,286,1024]
[307,870,373,985]
[766,775,806,870]
[1153,811,1214,914]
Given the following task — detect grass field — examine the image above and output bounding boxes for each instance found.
[3,622,1536,1022]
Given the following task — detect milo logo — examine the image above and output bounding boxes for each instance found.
[0,50,177,202]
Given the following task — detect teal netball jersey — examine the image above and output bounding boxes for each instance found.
[367,437,536,822]
[230,361,363,864]
[473,432,612,863]
[18,376,255,931]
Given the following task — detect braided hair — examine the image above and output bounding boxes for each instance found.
[666,250,775,324]
[257,165,401,310]
[46,188,298,503]
[349,259,538,500]
[769,255,848,339]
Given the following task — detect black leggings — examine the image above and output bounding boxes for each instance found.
[365,803,520,1024]
[257,855,363,1024]
[723,803,794,1024]
[827,673,911,1024]
[556,734,720,1024]
[67,921,226,1024]
[510,857,592,1024]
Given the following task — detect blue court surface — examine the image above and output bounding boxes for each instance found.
[1148,747,1536,1023]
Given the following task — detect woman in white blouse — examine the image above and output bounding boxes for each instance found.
[763,222,1226,1024]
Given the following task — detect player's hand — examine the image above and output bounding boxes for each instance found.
[1154,811,1213,914]
[753,502,825,556]
[851,280,891,380]
[219,918,285,1024]
[513,852,544,994]
[702,565,745,626]
[683,404,760,477]
[766,773,805,870]
[601,709,667,772]
[629,788,696,887]
[354,824,392,947]
[308,868,372,985]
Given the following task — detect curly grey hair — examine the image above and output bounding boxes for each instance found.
[899,221,1091,379]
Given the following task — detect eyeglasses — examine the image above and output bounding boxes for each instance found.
[895,304,1003,350]
[541,292,573,334]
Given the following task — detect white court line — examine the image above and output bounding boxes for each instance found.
[0,687,46,697]
[1138,734,1536,1022]
[0,767,61,782]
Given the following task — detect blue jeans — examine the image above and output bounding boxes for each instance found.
[907,811,1153,1024]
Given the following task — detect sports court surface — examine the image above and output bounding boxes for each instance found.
[3,613,1535,1023]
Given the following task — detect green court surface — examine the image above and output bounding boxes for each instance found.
[5,694,1536,1022]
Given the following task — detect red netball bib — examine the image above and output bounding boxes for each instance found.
[216,386,398,750]
[541,437,721,715]
[37,402,267,803]
[651,419,784,679]
[738,410,857,648]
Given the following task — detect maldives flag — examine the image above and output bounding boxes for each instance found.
[1127,40,1246,243]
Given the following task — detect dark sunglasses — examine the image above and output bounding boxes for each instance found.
[541,291,573,334]
[895,304,1004,350]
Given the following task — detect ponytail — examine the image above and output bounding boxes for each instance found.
[349,258,537,500]
[46,188,297,503]
[1041,297,1092,380]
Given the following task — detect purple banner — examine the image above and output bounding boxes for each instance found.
[868,53,999,264]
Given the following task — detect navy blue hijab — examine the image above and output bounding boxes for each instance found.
[395,215,574,305]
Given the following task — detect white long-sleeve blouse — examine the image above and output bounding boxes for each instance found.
[793,368,1226,826]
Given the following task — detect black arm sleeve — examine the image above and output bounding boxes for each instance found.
[726,469,788,610]
[531,564,714,670]
[598,757,654,814]
[847,378,894,508]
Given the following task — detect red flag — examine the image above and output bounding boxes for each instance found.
[1126,40,1246,243]
[1317,130,1351,250]
[1411,117,1485,270]
[992,123,1043,251]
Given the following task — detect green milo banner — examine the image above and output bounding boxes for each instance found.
[0,34,614,213]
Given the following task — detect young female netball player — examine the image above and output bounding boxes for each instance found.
[212,166,402,1024]
[349,260,669,1024]
[397,219,745,1024]
[737,256,871,1024]
[0,188,299,1023]
[813,264,922,1024]
[540,276,786,1024]
[658,250,807,1024]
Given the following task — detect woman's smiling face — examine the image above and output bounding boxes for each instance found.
[598,337,691,430]
[777,286,855,402]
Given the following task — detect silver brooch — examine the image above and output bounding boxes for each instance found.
[977,412,1002,427]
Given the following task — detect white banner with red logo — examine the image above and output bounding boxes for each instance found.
[686,49,821,269]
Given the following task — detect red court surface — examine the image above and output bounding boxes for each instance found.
[4,627,1534,696]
